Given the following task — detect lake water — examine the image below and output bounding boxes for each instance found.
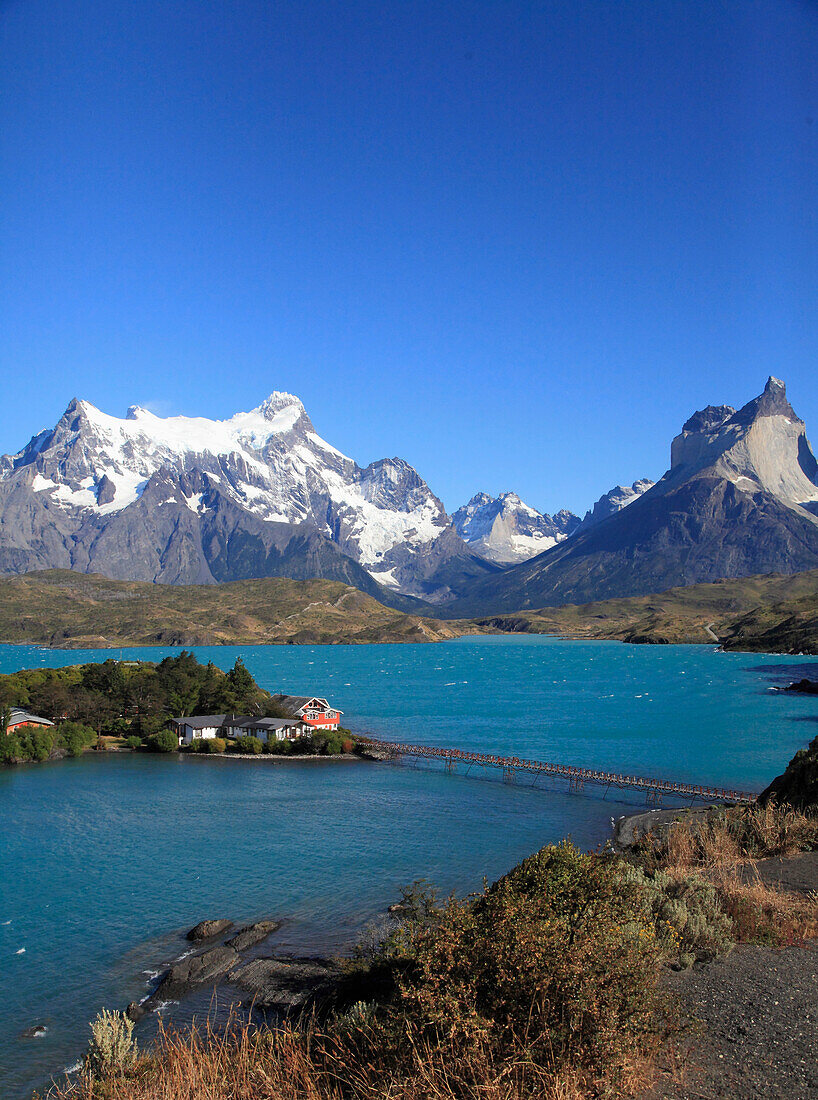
[2,636,817,1098]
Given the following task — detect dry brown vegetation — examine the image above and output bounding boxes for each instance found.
[472,568,818,651]
[635,802,818,947]
[0,570,475,648]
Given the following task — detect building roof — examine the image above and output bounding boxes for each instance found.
[271,694,341,714]
[171,714,230,729]
[9,708,54,727]
[238,717,303,730]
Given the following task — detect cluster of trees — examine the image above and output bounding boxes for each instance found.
[0,652,282,765]
[0,719,97,766]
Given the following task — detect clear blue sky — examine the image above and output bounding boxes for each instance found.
[1,0,816,515]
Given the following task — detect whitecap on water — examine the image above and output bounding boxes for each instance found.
[15,947,25,954]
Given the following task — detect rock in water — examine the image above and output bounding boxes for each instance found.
[225,920,281,951]
[153,945,239,999]
[186,918,233,941]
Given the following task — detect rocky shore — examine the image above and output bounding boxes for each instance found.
[126,917,344,1026]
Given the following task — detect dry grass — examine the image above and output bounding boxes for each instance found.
[45,1015,616,1100]
[637,802,818,948]
[638,802,818,873]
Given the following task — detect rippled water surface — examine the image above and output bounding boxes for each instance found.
[2,636,817,1098]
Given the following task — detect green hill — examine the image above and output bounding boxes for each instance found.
[471,569,818,654]
[0,570,476,648]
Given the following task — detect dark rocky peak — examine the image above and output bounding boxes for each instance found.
[730,376,799,427]
[682,405,736,434]
[551,508,582,535]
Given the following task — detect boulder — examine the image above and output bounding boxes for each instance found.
[186,918,233,941]
[225,920,281,951]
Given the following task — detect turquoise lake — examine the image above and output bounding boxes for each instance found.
[2,635,818,1098]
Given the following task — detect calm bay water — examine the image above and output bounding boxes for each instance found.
[2,635,817,1098]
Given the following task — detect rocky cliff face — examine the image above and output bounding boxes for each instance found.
[445,378,818,615]
[0,394,494,603]
[452,492,580,563]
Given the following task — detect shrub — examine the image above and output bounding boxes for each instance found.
[202,737,227,754]
[264,737,293,755]
[233,735,263,755]
[620,863,735,960]
[146,729,179,754]
[367,842,672,1084]
[124,735,143,751]
[292,735,317,755]
[84,1008,137,1079]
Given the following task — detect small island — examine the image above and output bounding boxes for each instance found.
[0,652,361,767]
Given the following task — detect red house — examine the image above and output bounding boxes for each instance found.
[5,708,54,733]
[271,695,343,731]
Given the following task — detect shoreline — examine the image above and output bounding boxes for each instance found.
[183,750,365,764]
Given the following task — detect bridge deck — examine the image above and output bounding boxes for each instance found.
[360,738,757,805]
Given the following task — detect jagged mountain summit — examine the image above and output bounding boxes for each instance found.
[447,377,818,615]
[452,492,580,563]
[0,394,496,602]
[578,479,655,531]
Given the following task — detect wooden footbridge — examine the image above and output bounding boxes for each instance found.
[359,738,757,806]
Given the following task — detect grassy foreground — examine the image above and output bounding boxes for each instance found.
[0,570,476,648]
[48,802,818,1100]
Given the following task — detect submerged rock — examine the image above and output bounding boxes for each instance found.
[18,1024,48,1039]
[186,919,233,941]
[225,920,281,951]
[228,956,340,1010]
[153,945,239,1000]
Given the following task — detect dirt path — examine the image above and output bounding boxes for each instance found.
[644,853,818,1100]
[647,941,818,1099]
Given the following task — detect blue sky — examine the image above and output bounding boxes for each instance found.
[1,0,816,515]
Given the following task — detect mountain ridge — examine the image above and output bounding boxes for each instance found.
[443,377,818,615]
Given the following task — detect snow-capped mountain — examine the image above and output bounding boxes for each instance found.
[452,492,579,563]
[578,479,655,531]
[0,394,496,602]
[448,377,818,614]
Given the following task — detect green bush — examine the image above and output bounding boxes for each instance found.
[361,841,672,1083]
[124,735,143,751]
[620,862,735,960]
[0,733,22,765]
[146,729,179,753]
[202,737,227,754]
[84,1008,137,1079]
[233,735,263,755]
[292,735,318,755]
[264,737,293,755]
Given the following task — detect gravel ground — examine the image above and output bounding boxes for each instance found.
[643,852,818,1100]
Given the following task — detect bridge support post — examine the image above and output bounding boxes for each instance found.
[503,765,515,783]
[445,758,455,775]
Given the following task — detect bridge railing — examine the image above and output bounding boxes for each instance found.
[359,737,757,804]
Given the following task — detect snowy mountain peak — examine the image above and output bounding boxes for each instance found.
[254,391,306,420]
[453,492,579,564]
[578,479,655,530]
[0,392,477,599]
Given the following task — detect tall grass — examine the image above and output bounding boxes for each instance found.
[636,802,818,947]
